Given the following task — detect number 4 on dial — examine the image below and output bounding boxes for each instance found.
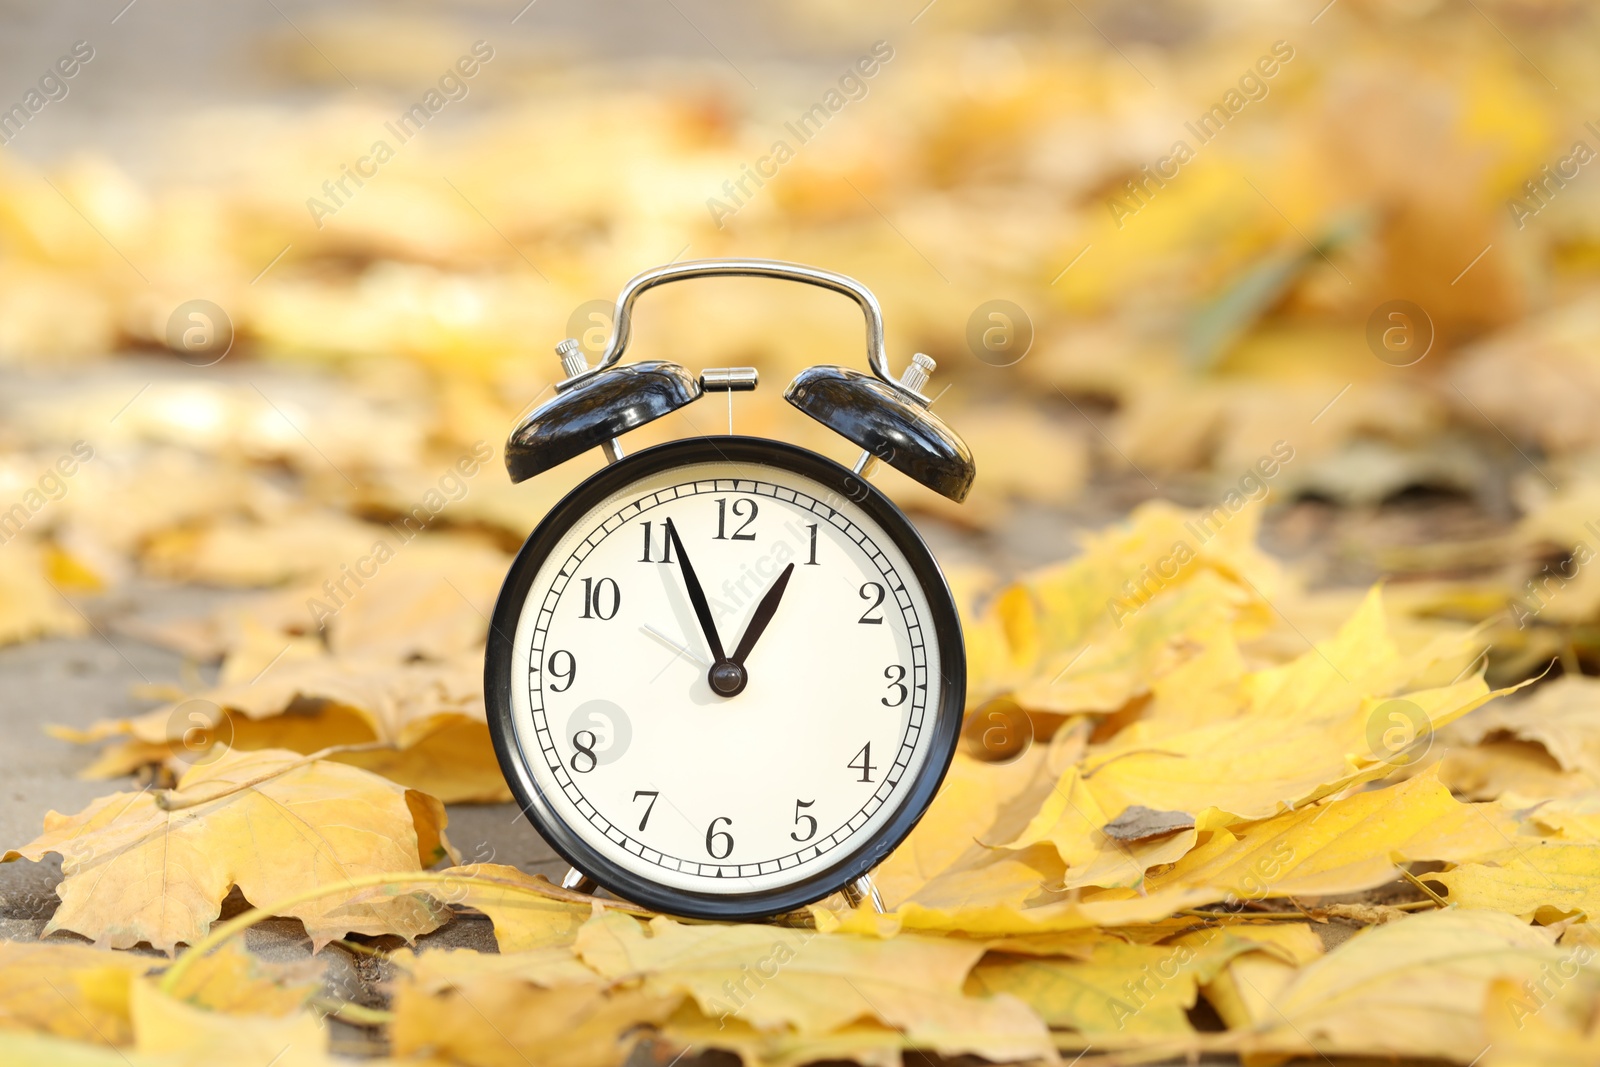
[848,743,876,783]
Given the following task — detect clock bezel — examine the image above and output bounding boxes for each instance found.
[485,435,966,920]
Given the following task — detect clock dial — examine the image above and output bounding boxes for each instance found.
[498,444,957,905]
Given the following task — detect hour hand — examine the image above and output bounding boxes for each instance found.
[662,518,727,666]
[730,563,795,667]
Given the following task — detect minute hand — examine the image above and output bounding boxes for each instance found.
[730,563,795,666]
[663,519,727,664]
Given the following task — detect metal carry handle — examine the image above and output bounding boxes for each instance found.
[564,258,913,399]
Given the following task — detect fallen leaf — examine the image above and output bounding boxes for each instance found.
[985,501,1285,714]
[1139,770,1518,901]
[1433,841,1600,922]
[0,942,154,1047]
[1199,922,1327,1029]
[575,910,1054,1062]
[1450,675,1600,781]
[1523,791,1600,843]
[1236,909,1566,1062]
[1080,671,1506,830]
[54,653,507,803]
[1102,804,1196,842]
[1483,974,1600,1067]
[1437,739,1597,803]
[0,939,320,1050]
[0,540,86,647]
[161,939,323,1017]
[129,977,338,1066]
[420,864,598,951]
[388,944,678,1067]
[968,929,1261,1036]
[4,747,453,953]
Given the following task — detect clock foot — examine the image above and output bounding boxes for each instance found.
[841,874,886,914]
[561,867,597,895]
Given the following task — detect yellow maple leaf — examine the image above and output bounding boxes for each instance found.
[129,978,338,1066]
[1081,675,1504,831]
[854,772,1515,936]
[575,911,1053,1062]
[967,930,1267,1037]
[1523,792,1600,843]
[388,944,678,1067]
[3,747,453,953]
[1434,842,1600,922]
[0,939,320,1050]
[161,940,323,1018]
[420,863,598,951]
[1235,910,1566,1062]
[869,749,1055,908]
[1450,675,1600,782]
[1198,922,1326,1029]
[1138,770,1517,901]
[1000,588,1510,846]
[1437,739,1596,804]
[53,652,507,803]
[962,500,1282,710]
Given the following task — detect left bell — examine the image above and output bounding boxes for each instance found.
[504,340,703,482]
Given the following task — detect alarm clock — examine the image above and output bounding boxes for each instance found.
[485,259,976,921]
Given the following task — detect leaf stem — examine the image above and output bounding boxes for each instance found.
[155,742,392,811]
[158,870,640,996]
[1175,909,1311,922]
[1397,866,1452,909]
[312,996,395,1026]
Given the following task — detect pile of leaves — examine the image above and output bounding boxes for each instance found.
[3,0,1600,1063]
[4,501,1599,1065]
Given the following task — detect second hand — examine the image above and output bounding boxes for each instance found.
[641,624,709,669]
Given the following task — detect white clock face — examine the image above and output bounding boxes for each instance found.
[506,455,946,896]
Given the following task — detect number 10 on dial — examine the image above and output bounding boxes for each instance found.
[486,438,965,920]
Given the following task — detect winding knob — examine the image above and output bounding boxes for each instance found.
[899,352,935,398]
[556,338,589,380]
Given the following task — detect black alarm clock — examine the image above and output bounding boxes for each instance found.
[484,259,976,920]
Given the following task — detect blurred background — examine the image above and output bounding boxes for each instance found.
[4,0,1600,855]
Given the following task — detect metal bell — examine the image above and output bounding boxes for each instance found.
[505,346,702,482]
[786,354,975,503]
